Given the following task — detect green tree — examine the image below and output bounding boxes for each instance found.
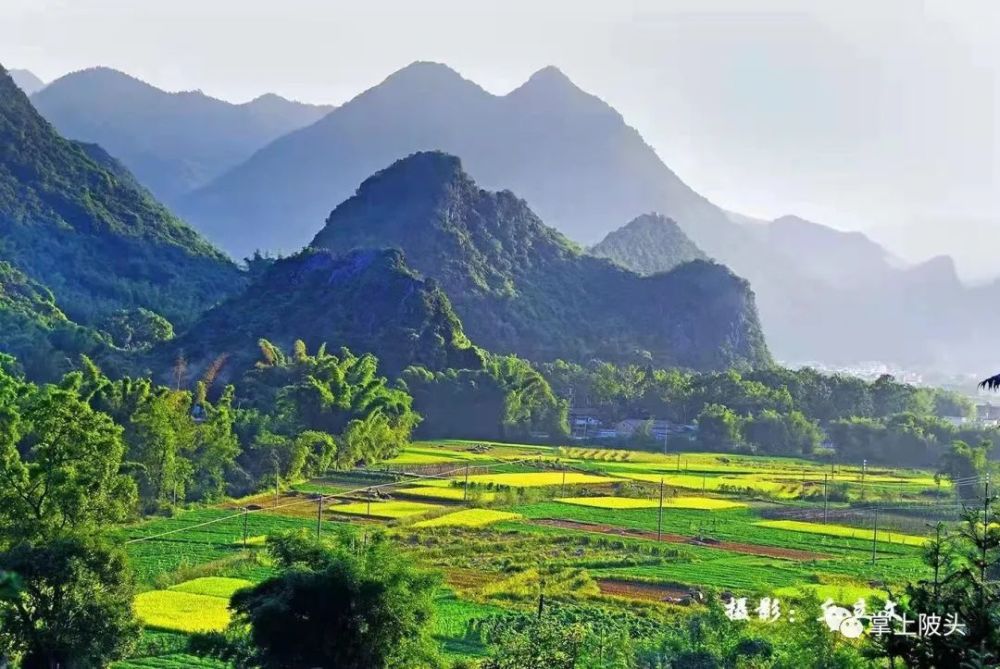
[696,404,742,451]
[940,440,994,501]
[0,368,137,542]
[0,537,141,668]
[217,532,440,669]
[98,307,175,351]
[481,616,590,669]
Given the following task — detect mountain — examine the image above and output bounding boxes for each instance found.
[9,69,45,95]
[739,214,900,288]
[157,248,484,382]
[155,59,985,372]
[309,152,770,371]
[591,213,707,274]
[0,260,109,380]
[180,62,751,262]
[0,64,243,330]
[31,67,334,204]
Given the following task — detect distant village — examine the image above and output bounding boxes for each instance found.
[568,403,1000,444]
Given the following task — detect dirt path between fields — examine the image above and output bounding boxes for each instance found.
[532,518,830,561]
[597,579,693,603]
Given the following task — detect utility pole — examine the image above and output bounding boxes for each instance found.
[823,473,829,524]
[677,453,681,472]
[657,478,665,542]
[464,464,470,502]
[561,468,567,498]
[932,523,942,604]
[981,475,991,612]
[861,459,867,501]
[274,459,280,508]
[316,496,323,538]
[871,506,878,565]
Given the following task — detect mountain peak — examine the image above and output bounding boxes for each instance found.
[381,61,481,92]
[9,68,45,95]
[526,65,574,86]
[591,212,709,275]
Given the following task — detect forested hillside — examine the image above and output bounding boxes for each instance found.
[311,152,770,371]
[0,65,244,330]
[157,248,484,382]
[591,213,708,274]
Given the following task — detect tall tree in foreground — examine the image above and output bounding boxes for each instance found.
[198,531,440,669]
[0,356,141,666]
[0,538,140,668]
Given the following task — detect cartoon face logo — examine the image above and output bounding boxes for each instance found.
[819,599,852,632]
[839,616,865,639]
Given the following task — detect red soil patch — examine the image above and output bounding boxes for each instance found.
[532,518,830,561]
[598,579,692,603]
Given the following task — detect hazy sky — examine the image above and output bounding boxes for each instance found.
[3,0,998,279]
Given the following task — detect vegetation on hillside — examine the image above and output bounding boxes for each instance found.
[590,212,708,275]
[0,64,243,330]
[310,151,770,371]
[156,248,483,384]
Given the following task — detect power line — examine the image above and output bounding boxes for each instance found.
[124,457,537,546]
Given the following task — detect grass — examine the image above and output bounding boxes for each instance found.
[459,472,613,488]
[414,509,522,528]
[168,576,252,599]
[556,496,660,509]
[432,591,503,658]
[134,590,232,633]
[398,485,498,502]
[755,520,928,547]
[114,655,228,668]
[329,500,442,519]
[606,472,797,496]
[556,496,746,511]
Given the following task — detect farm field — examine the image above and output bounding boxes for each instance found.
[458,471,614,487]
[397,485,499,502]
[328,500,443,519]
[414,509,522,528]
[556,495,746,510]
[755,519,927,546]
[117,439,950,666]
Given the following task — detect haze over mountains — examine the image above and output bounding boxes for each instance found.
[11,59,997,374]
[308,151,769,371]
[31,67,334,203]
[9,68,44,94]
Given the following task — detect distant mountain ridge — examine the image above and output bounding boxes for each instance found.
[31,67,334,204]
[310,152,770,371]
[39,59,997,372]
[591,213,707,274]
[0,64,243,330]
[9,69,45,94]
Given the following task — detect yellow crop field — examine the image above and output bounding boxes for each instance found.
[556,496,660,509]
[134,590,232,633]
[556,495,746,510]
[458,472,613,488]
[414,509,522,528]
[756,520,927,546]
[168,577,252,599]
[609,472,795,496]
[665,496,747,510]
[329,500,442,519]
[397,485,497,502]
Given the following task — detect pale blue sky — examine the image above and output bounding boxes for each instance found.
[3,0,997,278]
